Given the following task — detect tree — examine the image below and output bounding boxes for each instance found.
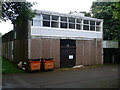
[2,0,36,24]
[91,2,119,40]
[112,2,120,41]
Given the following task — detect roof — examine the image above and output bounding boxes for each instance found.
[35,10,103,22]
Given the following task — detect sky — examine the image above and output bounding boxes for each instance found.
[0,0,95,35]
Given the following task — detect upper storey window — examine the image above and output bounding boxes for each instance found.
[61,17,67,22]
[96,22,101,31]
[43,14,50,27]
[32,13,102,32]
[52,15,59,21]
[83,20,89,30]
[43,14,50,20]
[32,15,41,26]
[76,19,82,30]
[60,17,67,28]
[51,15,59,28]
[90,21,95,31]
[69,18,75,29]
[83,20,89,24]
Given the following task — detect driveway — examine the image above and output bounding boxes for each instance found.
[2,64,118,88]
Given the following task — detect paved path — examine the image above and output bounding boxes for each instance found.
[2,64,118,88]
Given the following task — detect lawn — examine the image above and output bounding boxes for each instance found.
[1,57,24,74]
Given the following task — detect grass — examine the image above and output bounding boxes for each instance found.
[1,57,24,74]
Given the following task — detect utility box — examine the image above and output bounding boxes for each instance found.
[41,58,55,71]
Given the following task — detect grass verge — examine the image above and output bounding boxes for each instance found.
[1,57,24,74]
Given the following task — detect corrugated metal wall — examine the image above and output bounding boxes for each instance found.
[30,39,60,68]
[76,40,102,66]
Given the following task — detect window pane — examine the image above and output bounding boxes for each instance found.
[77,19,82,23]
[96,22,101,25]
[60,22,67,28]
[69,24,75,29]
[52,15,59,21]
[43,21,50,27]
[90,21,95,25]
[84,20,89,24]
[90,26,95,31]
[32,20,40,26]
[51,21,59,28]
[69,18,75,23]
[76,24,81,30]
[83,25,89,30]
[96,27,101,31]
[33,15,40,20]
[43,14,50,20]
[61,17,67,22]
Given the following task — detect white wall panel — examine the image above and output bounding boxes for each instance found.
[31,26,102,39]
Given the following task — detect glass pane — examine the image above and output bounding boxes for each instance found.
[60,22,67,28]
[33,20,40,26]
[84,20,89,24]
[69,24,75,29]
[90,26,95,31]
[77,19,82,23]
[83,25,89,30]
[33,15,40,20]
[52,15,59,21]
[43,21,50,27]
[90,21,95,25]
[61,17,67,22]
[96,27,101,31]
[51,21,59,28]
[76,24,81,30]
[43,14,50,20]
[96,22,101,25]
[69,18,75,23]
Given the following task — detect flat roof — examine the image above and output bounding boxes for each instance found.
[35,10,103,22]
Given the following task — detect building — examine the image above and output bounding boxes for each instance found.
[2,10,103,68]
[103,40,119,63]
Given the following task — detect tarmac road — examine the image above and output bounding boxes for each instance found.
[2,64,119,88]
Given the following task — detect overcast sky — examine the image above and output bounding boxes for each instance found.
[0,0,95,35]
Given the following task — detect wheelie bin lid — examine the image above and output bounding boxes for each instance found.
[29,59,41,61]
[41,58,53,60]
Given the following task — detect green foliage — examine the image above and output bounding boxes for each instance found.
[112,2,120,20]
[2,1,36,24]
[112,2,120,41]
[2,57,24,74]
[91,2,119,40]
